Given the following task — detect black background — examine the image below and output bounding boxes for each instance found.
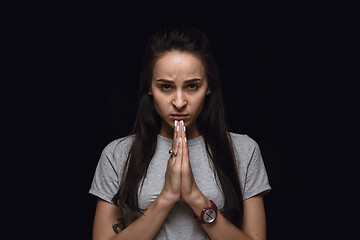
[82,3,315,240]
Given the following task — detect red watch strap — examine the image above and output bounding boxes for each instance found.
[194,200,217,224]
[194,213,206,224]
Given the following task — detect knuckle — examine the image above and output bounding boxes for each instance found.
[170,165,181,174]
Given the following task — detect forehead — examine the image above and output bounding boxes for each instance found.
[152,51,205,80]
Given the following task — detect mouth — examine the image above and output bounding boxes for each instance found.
[170,114,189,121]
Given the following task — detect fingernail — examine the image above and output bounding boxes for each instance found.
[181,120,184,126]
[177,125,179,132]
[175,120,178,127]
[179,137,181,143]
[185,137,187,143]
[184,126,186,132]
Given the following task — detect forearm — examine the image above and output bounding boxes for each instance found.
[202,212,254,240]
[188,193,255,240]
[112,193,174,240]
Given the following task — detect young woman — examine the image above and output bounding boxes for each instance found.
[89,26,271,240]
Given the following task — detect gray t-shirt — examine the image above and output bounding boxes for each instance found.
[89,133,271,239]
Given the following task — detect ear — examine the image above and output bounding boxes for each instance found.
[206,89,211,95]
[148,87,153,96]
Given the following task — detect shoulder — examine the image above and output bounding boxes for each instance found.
[228,132,259,155]
[228,132,262,168]
[101,135,135,161]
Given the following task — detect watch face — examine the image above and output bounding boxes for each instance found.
[203,209,216,223]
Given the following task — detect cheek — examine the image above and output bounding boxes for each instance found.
[190,95,206,113]
[153,95,169,115]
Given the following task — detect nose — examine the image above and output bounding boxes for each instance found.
[172,90,187,110]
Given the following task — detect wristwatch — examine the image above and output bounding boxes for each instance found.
[194,200,218,224]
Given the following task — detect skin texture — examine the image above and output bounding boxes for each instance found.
[150,51,209,140]
[92,51,267,240]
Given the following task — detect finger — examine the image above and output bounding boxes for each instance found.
[183,124,189,160]
[175,120,182,157]
[182,120,187,147]
[181,124,190,171]
[177,122,184,164]
[169,124,180,164]
[179,121,186,154]
[172,120,178,150]
[168,120,178,162]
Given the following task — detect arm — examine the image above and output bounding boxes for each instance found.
[178,124,267,240]
[93,122,183,240]
[187,194,266,240]
[93,195,175,240]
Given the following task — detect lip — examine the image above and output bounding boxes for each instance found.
[170,114,189,120]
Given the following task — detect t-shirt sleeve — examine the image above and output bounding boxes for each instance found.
[242,140,271,200]
[89,140,122,204]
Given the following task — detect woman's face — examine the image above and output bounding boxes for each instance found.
[150,51,209,139]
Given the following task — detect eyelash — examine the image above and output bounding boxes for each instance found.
[160,84,200,91]
[160,84,172,91]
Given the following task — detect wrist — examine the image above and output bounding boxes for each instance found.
[186,192,211,217]
[158,191,179,209]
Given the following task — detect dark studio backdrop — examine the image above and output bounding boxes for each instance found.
[83,4,314,240]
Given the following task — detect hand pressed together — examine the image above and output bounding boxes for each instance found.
[161,120,203,206]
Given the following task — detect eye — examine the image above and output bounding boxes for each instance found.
[160,84,172,91]
[187,83,199,91]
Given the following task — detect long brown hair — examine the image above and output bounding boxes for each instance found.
[112,26,244,226]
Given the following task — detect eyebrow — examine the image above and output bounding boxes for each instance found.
[156,78,202,83]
